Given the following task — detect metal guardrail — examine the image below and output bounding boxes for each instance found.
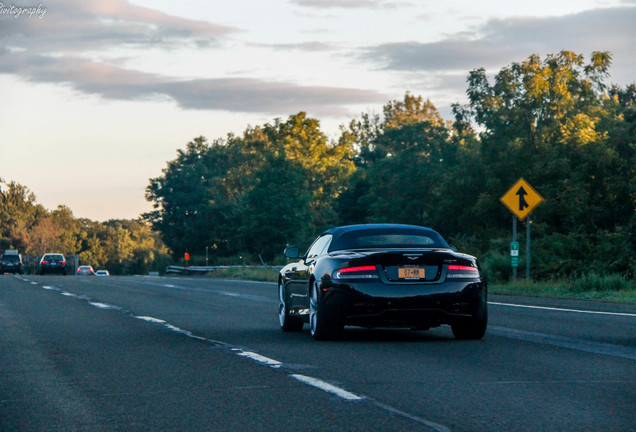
[165,265,279,275]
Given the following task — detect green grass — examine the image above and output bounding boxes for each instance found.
[491,274,636,304]
[208,266,279,283]
[206,266,636,304]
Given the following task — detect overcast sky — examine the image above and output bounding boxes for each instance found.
[1,0,634,221]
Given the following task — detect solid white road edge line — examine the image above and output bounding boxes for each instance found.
[490,301,636,317]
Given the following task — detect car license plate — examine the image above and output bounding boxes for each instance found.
[398,267,425,279]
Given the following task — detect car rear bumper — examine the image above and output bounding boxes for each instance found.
[41,266,66,274]
[321,279,486,329]
[1,267,23,274]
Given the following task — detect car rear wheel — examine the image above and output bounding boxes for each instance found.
[309,282,343,341]
[451,299,487,340]
[279,281,303,332]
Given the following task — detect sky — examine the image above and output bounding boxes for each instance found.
[1,0,634,221]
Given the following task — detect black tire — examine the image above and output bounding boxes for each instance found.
[278,281,303,332]
[451,300,487,340]
[309,282,343,341]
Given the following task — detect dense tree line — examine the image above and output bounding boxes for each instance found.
[146,51,635,282]
[0,180,171,274]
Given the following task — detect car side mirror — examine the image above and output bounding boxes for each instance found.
[284,246,300,259]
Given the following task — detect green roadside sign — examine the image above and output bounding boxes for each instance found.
[511,241,519,268]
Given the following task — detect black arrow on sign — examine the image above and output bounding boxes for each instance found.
[516,186,529,211]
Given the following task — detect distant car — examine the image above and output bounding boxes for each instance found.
[39,253,67,275]
[1,251,24,274]
[279,224,488,340]
[77,265,95,276]
[95,270,110,276]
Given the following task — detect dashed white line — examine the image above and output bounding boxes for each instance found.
[235,350,282,368]
[135,316,166,324]
[88,302,120,311]
[15,277,448,431]
[291,374,362,401]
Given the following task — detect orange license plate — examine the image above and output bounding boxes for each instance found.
[398,267,425,279]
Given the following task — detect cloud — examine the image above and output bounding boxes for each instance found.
[250,41,335,52]
[291,0,411,9]
[0,51,385,115]
[363,6,636,85]
[0,0,385,116]
[0,0,237,51]
[162,78,385,115]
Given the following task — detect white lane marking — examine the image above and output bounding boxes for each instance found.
[370,400,452,432]
[135,316,166,324]
[235,350,282,368]
[163,323,207,340]
[490,301,636,317]
[291,374,362,401]
[217,291,275,304]
[88,302,120,311]
[61,292,78,297]
[14,277,450,431]
[135,316,206,341]
[488,326,636,361]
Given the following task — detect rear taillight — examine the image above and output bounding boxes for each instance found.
[41,261,48,265]
[60,261,66,265]
[332,265,378,279]
[447,265,479,278]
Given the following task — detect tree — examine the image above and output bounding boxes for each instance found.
[146,112,356,262]
[338,94,464,231]
[453,50,635,277]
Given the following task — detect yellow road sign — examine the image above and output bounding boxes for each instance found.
[500,178,543,220]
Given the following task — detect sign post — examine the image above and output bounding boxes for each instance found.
[500,178,543,280]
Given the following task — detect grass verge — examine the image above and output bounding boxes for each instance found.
[209,266,279,283]
[491,275,636,304]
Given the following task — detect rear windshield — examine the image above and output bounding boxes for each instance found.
[1,255,20,262]
[44,254,64,261]
[330,228,449,251]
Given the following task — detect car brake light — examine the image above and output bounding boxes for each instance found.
[447,265,479,278]
[333,265,378,279]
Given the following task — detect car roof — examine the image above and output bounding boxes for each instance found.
[321,223,449,251]
[322,223,438,236]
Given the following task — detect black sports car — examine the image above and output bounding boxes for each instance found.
[278,224,487,340]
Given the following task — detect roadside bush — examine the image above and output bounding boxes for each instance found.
[480,250,511,284]
[569,273,632,292]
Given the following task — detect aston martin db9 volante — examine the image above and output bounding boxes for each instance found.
[278,224,487,341]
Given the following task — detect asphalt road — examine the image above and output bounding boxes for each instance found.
[1,274,635,432]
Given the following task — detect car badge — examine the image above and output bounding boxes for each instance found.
[404,253,421,260]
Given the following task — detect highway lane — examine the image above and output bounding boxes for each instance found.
[1,274,635,432]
